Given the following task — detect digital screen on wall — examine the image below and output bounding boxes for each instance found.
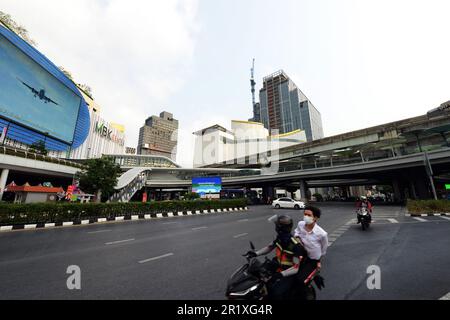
[192,177,222,194]
[0,34,81,143]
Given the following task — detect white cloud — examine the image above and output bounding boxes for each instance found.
[1,0,200,162]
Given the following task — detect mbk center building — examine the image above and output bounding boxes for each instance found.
[0,23,125,161]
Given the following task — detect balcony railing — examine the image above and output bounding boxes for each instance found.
[0,145,85,169]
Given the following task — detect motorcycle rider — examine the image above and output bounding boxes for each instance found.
[246,214,307,300]
[356,196,373,224]
[294,206,327,294]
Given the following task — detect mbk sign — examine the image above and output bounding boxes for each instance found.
[95,121,125,146]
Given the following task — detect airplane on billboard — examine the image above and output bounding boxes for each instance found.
[17,78,59,106]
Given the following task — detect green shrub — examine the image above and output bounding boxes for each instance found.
[406,199,450,214]
[0,199,247,226]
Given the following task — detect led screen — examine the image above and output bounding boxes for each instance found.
[192,177,222,194]
[0,34,81,143]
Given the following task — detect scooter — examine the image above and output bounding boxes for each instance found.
[357,207,371,231]
[225,241,320,300]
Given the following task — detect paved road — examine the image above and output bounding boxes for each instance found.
[0,203,449,300]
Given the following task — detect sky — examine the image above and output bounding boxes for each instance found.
[1,0,449,167]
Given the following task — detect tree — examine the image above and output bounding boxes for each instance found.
[76,158,122,203]
[78,83,94,99]
[0,11,36,45]
[29,140,48,156]
[59,66,74,80]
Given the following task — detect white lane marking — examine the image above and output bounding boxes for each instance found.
[439,292,450,300]
[388,219,399,223]
[105,238,135,245]
[440,216,450,221]
[139,253,174,264]
[329,234,344,239]
[192,226,208,231]
[413,217,427,222]
[88,230,111,234]
[238,219,249,222]
[233,233,248,239]
[162,222,178,225]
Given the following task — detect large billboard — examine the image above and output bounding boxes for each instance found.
[0,34,81,143]
[192,177,222,195]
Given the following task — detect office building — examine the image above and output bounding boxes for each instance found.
[137,111,178,160]
[193,120,306,167]
[255,70,324,141]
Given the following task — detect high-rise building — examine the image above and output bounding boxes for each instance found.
[137,111,178,160]
[255,70,324,141]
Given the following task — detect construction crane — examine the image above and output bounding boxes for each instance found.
[250,58,256,108]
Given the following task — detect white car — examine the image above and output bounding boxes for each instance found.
[272,197,305,210]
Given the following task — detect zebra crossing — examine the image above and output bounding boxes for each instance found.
[327,211,450,247]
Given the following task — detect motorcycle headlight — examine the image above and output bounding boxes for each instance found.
[228,284,259,297]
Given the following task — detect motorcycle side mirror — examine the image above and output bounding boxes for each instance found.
[250,241,255,250]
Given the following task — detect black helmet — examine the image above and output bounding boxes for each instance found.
[275,215,293,234]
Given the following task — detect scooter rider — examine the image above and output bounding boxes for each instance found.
[246,214,307,300]
[356,196,373,224]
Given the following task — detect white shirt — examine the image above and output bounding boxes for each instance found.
[294,221,328,260]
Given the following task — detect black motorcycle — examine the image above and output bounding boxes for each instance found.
[357,207,371,230]
[226,242,321,300]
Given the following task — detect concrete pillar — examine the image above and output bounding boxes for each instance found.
[299,180,307,201]
[414,174,432,199]
[409,180,417,200]
[0,169,9,201]
[262,186,275,204]
[392,179,403,203]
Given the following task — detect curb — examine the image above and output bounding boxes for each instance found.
[405,212,450,217]
[0,207,250,233]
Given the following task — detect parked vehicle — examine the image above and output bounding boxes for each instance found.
[272,197,305,210]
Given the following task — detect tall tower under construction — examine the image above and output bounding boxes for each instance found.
[249,59,261,123]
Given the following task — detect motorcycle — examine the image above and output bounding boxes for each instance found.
[225,241,320,300]
[357,207,371,230]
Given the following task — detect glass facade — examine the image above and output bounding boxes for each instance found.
[258,71,324,141]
